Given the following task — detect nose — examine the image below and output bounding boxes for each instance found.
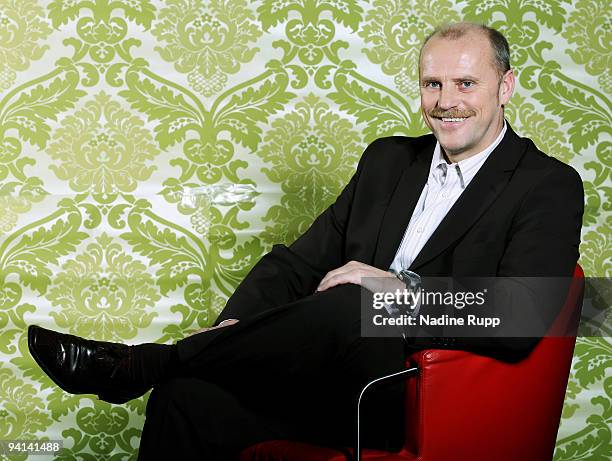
[438,85,459,110]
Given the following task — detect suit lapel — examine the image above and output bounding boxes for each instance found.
[373,140,434,268]
[409,125,526,271]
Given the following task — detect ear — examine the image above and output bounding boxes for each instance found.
[499,69,515,105]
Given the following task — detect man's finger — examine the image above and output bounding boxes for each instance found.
[317,265,352,291]
[317,261,384,292]
[187,319,240,337]
[318,270,361,291]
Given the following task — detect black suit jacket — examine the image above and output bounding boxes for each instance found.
[212,124,584,359]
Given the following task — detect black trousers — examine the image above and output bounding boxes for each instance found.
[137,284,406,460]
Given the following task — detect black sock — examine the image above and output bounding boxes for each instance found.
[129,343,179,389]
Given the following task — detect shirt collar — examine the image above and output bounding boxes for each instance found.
[429,120,507,187]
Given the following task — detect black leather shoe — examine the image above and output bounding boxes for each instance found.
[28,325,149,404]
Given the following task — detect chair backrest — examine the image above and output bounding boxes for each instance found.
[404,265,585,461]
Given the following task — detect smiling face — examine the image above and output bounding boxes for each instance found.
[419,31,515,162]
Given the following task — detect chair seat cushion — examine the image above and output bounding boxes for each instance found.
[240,441,418,461]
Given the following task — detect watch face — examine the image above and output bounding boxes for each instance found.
[398,270,422,317]
[399,270,421,290]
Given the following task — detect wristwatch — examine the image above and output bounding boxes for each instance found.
[396,269,422,317]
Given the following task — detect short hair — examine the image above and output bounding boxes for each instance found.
[420,22,511,79]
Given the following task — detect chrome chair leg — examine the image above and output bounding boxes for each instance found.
[354,366,418,461]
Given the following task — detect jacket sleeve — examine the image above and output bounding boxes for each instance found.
[214,139,380,324]
[498,163,584,278]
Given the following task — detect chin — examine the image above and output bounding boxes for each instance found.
[439,139,467,154]
[442,147,464,157]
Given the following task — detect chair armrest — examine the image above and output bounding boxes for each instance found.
[404,341,576,461]
[403,265,584,461]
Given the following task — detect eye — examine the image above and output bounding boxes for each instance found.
[424,81,441,89]
[460,81,474,88]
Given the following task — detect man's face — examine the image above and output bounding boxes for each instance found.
[419,32,514,161]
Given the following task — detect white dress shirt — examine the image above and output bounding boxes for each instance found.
[389,122,507,273]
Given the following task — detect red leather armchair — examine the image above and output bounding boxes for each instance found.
[241,266,585,461]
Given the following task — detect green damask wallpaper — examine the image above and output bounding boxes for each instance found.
[0,1,609,459]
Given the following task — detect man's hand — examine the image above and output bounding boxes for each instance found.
[316,260,403,293]
[186,318,239,337]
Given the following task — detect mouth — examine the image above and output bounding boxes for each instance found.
[427,107,476,128]
[440,117,466,122]
[433,116,470,128]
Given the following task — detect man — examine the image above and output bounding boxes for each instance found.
[28,22,583,459]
